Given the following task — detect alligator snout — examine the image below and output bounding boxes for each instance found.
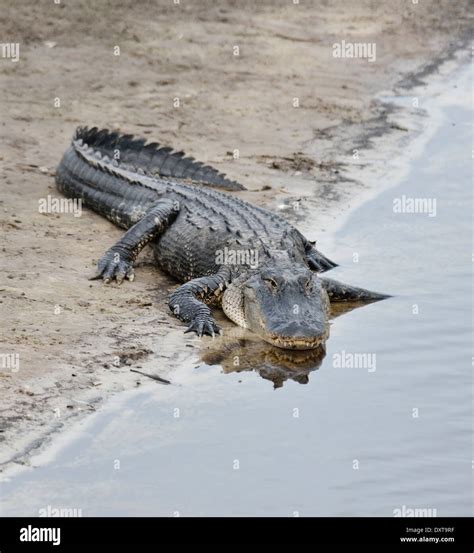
[265,320,330,350]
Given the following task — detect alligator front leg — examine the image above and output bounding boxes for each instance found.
[169,266,231,337]
[321,277,390,302]
[94,199,178,283]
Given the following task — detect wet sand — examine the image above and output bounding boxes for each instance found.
[0,0,470,468]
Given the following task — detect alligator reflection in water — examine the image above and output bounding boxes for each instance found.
[201,301,373,388]
[201,329,326,388]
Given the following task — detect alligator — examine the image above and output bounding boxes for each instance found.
[55,127,389,350]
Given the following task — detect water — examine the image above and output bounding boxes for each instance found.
[0,78,471,517]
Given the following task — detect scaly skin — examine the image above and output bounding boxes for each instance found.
[56,127,389,350]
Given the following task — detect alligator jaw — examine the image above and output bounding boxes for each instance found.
[264,325,330,350]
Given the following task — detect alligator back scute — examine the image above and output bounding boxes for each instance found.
[73,127,245,191]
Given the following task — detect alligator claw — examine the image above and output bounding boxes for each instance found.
[94,249,135,284]
[184,317,221,338]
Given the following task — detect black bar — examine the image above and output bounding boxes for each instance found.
[0,517,472,548]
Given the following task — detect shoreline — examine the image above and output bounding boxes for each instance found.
[1,1,471,475]
[285,44,470,247]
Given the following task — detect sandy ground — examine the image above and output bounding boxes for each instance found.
[0,0,470,468]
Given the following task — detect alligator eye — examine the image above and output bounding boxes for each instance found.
[305,279,314,292]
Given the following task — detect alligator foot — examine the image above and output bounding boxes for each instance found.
[321,277,390,302]
[184,314,221,338]
[92,199,178,284]
[168,267,231,338]
[92,248,135,284]
[306,247,338,273]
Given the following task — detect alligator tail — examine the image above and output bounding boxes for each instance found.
[73,126,245,191]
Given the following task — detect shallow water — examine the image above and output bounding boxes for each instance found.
[1,76,471,517]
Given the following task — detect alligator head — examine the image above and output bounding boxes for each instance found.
[222,250,389,350]
[222,251,330,350]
